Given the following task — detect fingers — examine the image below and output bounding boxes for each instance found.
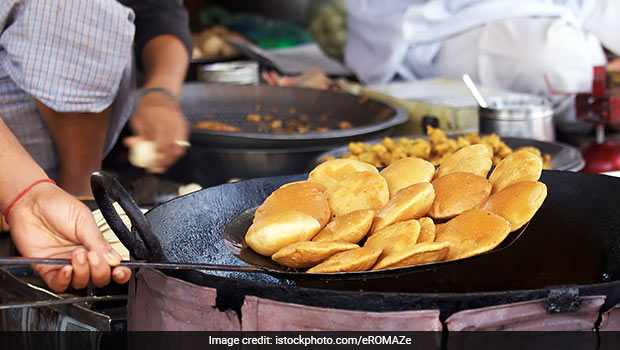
[122,135,146,149]
[112,266,132,284]
[74,206,124,287]
[87,251,112,287]
[71,248,91,289]
[35,264,73,293]
[147,142,186,174]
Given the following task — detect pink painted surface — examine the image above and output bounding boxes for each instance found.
[128,268,240,331]
[241,295,442,331]
[600,304,620,331]
[446,296,605,331]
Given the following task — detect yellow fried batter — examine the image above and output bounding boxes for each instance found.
[335,127,551,169]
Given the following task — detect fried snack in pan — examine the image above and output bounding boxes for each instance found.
[476,181,548,232]
[428,172,492,220]
[312,209,375,244]
[379,157,435,196]
[245,210,322,256]
[308,158,378,190]
[325,171,389,217]
[254,182,331,227]
[488,150,543,194]
[271,241,359,268]
[306,246,383,273]
[279,180,327,192]
[417,217,436,243]
[434,209,511,260]
[365,219,421,255]
[434,222,446,236]
[372,241,452,270]
[371,182,435,233]
[435,144,492,179]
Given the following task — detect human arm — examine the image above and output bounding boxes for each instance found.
[35,102,112,197]
[0,117,131,292]
[123,34,191,173]
[122,0,192,173]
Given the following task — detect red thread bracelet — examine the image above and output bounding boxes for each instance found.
[3,179,56,220]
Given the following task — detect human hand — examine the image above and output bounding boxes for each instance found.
[262,67,336,90]
[7,181,131,292]
[124,91,189,174]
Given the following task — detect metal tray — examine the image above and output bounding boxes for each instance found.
[312,136,585,172]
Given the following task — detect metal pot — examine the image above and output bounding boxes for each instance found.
[479,96,555,142]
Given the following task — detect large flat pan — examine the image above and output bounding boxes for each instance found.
[92,170,620,316]
[179,83,409,148]
[312,136,585,171]
[93,170,620,292]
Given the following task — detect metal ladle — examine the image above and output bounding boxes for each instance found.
[462,74,489,108]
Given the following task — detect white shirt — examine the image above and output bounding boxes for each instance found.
[345,0,618,84]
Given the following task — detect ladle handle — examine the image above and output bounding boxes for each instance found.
[462,74,489,109]
[90,171,165,262]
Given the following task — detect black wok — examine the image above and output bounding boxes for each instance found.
[161,82,408,187]
[180,83,408,149]
[92,170,620,316]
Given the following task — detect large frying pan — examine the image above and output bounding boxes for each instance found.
[180,83,409,149]
[162,83,408,187]
[92,170,620,316]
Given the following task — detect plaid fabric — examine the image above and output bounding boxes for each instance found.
[0,0,136,179]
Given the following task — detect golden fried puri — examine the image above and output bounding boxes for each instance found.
[306,246,383,273]
[308,158,378,190]
[271,241,359,268]
[417,217,436,243]
[379,157,435,196]
[488,150,543,194]
[279,180,327,192]
[312,209,375,244]
[372,241,451,270]
[434,209,511,260]
[435,144,493,178]
[245,210,322,256]
[364,219,421,256]
[325,171,389,217]
[428,172,492,220]
[434,222,446,236]
[476,181,547,232]
[371,182,435,233]
[254,182,331,227]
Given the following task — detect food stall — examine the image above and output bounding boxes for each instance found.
[2,0,620,346]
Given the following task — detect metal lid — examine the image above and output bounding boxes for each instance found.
[479,95,553,121]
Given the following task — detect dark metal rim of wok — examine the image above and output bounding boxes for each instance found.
[179,83,409,143]
[312,136,586,172]
[221,207,529,278]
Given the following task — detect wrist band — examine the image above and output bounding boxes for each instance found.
[4,179,56,221]
[140,87,180,104]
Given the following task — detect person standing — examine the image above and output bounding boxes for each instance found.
[0,0,192,292]
[344,0,620,133]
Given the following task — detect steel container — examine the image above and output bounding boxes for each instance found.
[479,96,555,142]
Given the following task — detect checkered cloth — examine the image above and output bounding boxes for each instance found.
[0,0,136,179]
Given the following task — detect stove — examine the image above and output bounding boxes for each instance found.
[0,265,128,333]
